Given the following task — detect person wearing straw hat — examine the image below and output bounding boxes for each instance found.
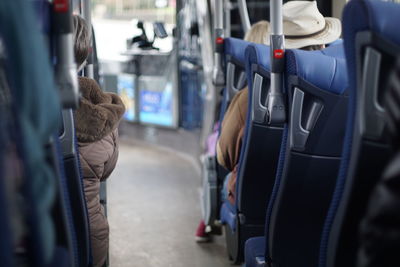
[217,0,342,206]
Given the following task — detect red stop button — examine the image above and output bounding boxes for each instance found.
[274,49,284,59]
[54,0,69,13]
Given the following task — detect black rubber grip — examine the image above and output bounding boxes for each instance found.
[52,3,73,34]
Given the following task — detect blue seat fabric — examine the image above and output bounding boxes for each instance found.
[285,48,348,95]
[323,40,345,58]
[319,1,400,267]
[224,37,252,64]
[245,237,266,267]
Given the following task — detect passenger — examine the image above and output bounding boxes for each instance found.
[72,15,125,267]
[196,1,341,242]
[195,20,270,243]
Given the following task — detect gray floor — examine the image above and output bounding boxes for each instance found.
[108,138,231,267]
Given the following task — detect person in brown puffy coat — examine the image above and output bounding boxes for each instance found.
[72,15,125,267]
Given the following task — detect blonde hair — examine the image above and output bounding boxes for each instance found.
[244,20,269,44]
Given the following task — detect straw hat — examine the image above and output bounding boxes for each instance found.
[265,1,341,49]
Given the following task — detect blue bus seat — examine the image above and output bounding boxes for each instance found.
[60,110,92,267]
[244,46,349,266]
[202,37,252,229]
[31,1,92,265]
[30,0,92,265]
[0,0,68,265]
[266,47,348,267]
[221,43,284,263]
[319,1,400,267]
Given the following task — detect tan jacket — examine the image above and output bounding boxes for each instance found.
[75,77,125,267]
[217,87,248,204]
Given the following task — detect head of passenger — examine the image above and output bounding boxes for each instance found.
[72,15,90,71]
[244,20,270,44]
[245,1,341,51]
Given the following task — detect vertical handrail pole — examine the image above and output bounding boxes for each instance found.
[238,0,251,34]
[53,0,79,109]
[82,0,94,79]
[268,0,286,124]
[212,0,225,86]
[224,0,232,38]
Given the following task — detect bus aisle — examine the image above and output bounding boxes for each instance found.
[107,125,230,267]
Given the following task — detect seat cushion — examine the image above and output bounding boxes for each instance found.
[245,237,266,267]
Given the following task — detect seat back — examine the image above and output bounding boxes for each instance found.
[266,47,348,267]
[236,43,283,224]
[0,0,67,265]
[60,110,92,267]
[319,1,400,267]
[219,42,284,263]
[31,0,91,266]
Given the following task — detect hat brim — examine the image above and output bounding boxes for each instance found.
[266,17,342,49]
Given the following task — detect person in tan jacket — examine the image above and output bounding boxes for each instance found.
[217,1,341,205]
[72,15,125,267]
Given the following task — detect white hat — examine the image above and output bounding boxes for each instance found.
[266,1,341,49]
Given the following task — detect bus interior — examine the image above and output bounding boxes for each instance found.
[1,0,400,266]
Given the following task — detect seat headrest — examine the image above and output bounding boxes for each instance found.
[224,37,252,64]
[286,49,348,95]
[322,40,345,58]
[244,43,271,72]
[345,0,400,46]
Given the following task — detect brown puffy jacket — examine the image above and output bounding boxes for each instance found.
[75,77,125,267]
[217,87,248,204]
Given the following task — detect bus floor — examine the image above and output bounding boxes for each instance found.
[107,135,231,266]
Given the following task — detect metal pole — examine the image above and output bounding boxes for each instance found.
[267,0,286,125]
[82,0,94,79]
[214,0,224,30]
[270,0,283,35]
[212,0,225,86]
[224,0,232,37]
[237,0,251,34]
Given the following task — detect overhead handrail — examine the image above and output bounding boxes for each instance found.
[267,0,286,125]
[238,0,251,34]
[212,0,225,86]
[53,0,80,109]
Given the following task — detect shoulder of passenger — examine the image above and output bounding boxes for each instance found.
[78,134,116,164]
